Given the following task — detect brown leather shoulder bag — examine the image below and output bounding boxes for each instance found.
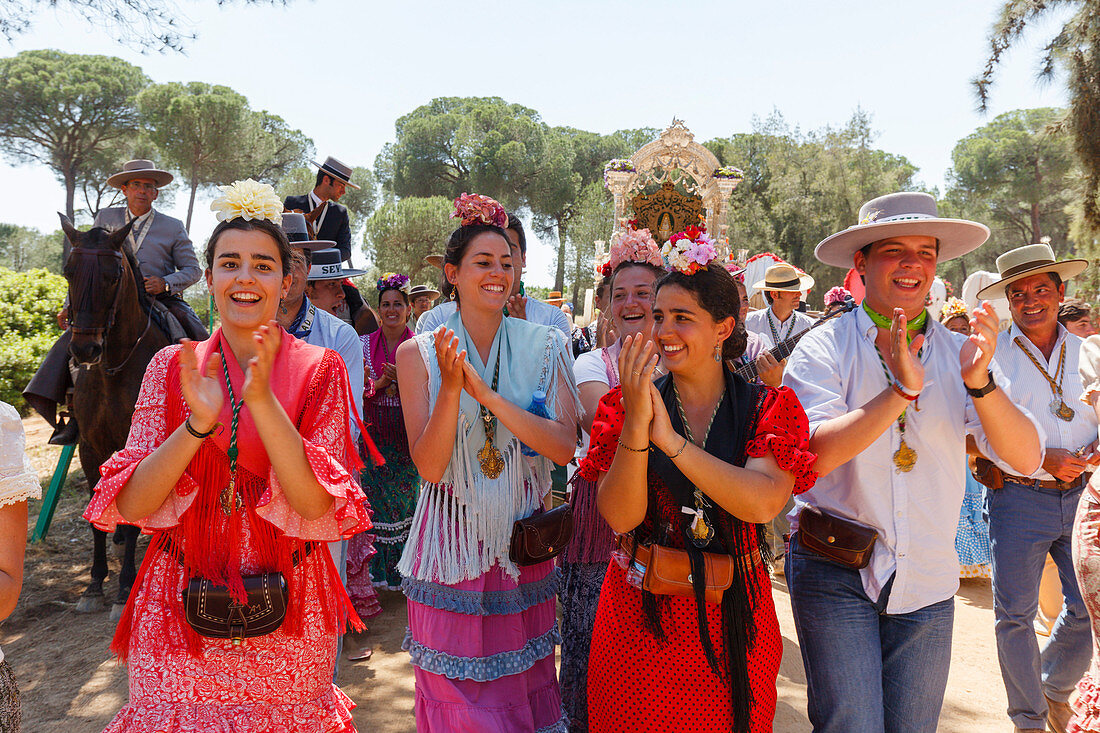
[509,503,573,566]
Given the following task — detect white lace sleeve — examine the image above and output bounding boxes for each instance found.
[0,402,40,508]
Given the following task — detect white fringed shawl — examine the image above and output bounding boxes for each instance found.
[398,315,579,584]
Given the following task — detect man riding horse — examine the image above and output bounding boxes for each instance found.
[24,159,207,444]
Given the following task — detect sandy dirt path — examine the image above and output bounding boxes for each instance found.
[6,415,1009,732]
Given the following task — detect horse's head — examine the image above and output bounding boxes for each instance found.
[60,214,136,367]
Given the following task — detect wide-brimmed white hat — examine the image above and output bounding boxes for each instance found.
[752,263,814,293]
[976,243,1088,300]
[107,159,173,189]
[815,192,989,268]
[307,249,368,280]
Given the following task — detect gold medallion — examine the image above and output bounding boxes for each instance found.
[477,437,505,479]
[1050,398,1075,422]
[893,440,917,473]
[219,475,242,514]
[691,514,715,546]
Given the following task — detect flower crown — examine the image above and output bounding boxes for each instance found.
[608,227,664,272]
[210,179,283,224]
[376,272,411,294]
[451,193,508,228]
[824,286,852,306]
[940,296,969,322]
[660,223,719,275]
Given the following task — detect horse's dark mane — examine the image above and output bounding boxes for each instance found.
[85,225,153,316]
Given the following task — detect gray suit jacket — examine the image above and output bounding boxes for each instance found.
[92,206,202,294]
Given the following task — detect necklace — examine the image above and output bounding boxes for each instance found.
[1014,337,1074,422]
[218,350,246,514]
[476,348,505,479]
[767,308,797,347]
[673,380,723,547]
[862,302,927,342]
[871,338,921,473]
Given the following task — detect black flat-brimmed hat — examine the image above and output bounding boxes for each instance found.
[311,156,360,190]
[280,212,337,252]
[815,192,989,268]
[307,248,368,281]
[107,159,173,189]
[976,243,1089,300]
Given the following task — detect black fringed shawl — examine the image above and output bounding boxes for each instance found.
[642,368,768,733]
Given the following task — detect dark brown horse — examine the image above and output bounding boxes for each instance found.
[59,215,171,616]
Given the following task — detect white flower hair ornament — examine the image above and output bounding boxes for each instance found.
[210,179,284,225]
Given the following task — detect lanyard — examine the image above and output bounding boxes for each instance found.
[125,208,155,253]
[218,350,246,514]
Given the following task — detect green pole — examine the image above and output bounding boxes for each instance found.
[208,294,215,332]
[31,443,76,543]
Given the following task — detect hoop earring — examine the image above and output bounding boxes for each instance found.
[713,343,722,362]
[449,289,456,301]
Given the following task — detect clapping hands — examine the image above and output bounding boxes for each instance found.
[179,340,223,432]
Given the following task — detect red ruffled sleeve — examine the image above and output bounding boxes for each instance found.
[744,386,818,495]
[256,351,371,541]
[84,345,200,532]
[577,386,626,481]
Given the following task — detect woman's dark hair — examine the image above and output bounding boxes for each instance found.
[377,286,410,307]
[204,218,293,276]
[442,223,511,304]
[654,262,747,361]
[608,261,665,292]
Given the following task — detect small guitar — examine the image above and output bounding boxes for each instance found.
[733,298,857,382]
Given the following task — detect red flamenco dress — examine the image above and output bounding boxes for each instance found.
[84,331,374,732]
[579,377,817,733]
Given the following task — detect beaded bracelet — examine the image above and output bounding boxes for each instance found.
[185,418,217,439]
[617,437,649,453]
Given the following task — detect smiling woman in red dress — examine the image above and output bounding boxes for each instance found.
[581,235,817,733]
[84,181,374,732]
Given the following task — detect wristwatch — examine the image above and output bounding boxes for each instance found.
[965,370,997,398]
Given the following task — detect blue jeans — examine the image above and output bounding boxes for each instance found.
[786,534,954,733]
[987,480,1091,729]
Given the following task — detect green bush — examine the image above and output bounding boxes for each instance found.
[0,268,66,412]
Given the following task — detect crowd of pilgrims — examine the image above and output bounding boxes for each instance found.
[10,157,1100,733]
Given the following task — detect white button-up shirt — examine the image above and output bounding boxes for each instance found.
[745,306,814,350]
[785,306,1043,614]
[994,323,1096,480]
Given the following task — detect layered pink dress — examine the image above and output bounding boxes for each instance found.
[85,331,372,732]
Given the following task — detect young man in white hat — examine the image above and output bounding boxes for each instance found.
[745,262,815,353]
[976,244,1096,733]
[23,159,205,444]
[783,192,1044,733]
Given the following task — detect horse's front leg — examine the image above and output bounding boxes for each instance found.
[76,525,109,613]
[114,524,141,616]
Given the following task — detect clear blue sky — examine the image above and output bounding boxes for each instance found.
[0,0,1070,285]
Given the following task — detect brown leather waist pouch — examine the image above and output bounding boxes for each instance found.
[509,503,574,566]
[182,572,288,643]
[973,456,1005,490]
[796,508,878,570]
[618,534,757,604]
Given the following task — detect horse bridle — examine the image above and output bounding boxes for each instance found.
[67,247,153,376]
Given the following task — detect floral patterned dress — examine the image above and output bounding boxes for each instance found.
[581,383,817,733]
[84,334,370,732]
[1070,486,1100,732]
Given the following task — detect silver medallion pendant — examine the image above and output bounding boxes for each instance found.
[1050,398,1076,422]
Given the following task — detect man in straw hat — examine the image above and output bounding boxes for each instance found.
[23,159,206,445]
[782,192,1044,732]
[975,243,1096,733]
[745,261,815,351]
[407,284,440,331]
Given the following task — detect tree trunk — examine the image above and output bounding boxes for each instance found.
[62,166,77,261]
[1030,202,1042,246]
[554,217,567,292]
[185,176,200,233]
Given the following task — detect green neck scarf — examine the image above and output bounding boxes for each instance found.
[862,301,928,341]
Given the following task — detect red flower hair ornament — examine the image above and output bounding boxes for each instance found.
[451,193,509,229]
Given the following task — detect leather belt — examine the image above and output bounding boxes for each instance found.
[1003,472,1092,491]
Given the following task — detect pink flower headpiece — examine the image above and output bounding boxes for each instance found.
[608,227,664,272]
[824,286,851,306]
[377,272,411,294]
[451,192,508,229]
[660,224,719,275]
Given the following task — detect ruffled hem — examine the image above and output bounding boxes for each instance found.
[0,473,40,505]
[1071,673,1100,731]
[255,439,371,541]
[100,683,356,733]
[403,625,561,682]
[84,453,200,532]
[744,431,818,495]
[537,713,569,733]
[402,567,561,616]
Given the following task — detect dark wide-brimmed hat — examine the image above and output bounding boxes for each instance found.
[752,263,814,293]
[815,192,989,269]
[281,212,336,252]
[311,156,360,190]
[423,254,445,270]
[409,284,441,300]
[307,249,368,281]
[976,243,1089,300]
[107,159,173,189]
